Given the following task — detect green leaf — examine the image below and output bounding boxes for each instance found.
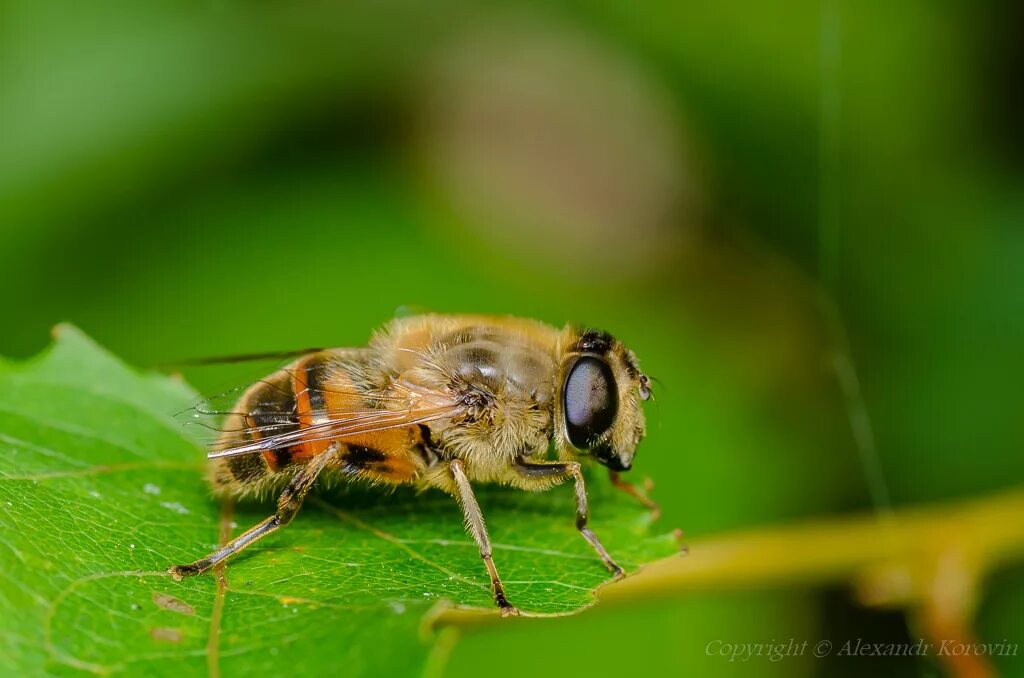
[0,327,679,676]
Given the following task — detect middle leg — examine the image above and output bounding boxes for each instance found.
[449,459,519,616]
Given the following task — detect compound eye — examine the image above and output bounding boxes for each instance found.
[563,356,618,448]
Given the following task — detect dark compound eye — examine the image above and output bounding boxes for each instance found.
[563,355,618,448]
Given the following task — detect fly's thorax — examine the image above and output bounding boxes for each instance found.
[372,314,561,373]
[393,322,561,465]
[447,337,557,406]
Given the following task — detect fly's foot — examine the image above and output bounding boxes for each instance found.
[167,561,208,581]
[499,603,521,618]
[495,589,520,617]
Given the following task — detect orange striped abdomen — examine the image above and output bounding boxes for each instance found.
[212,351,430,495]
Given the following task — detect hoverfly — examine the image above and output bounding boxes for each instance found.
[169,314,655,614]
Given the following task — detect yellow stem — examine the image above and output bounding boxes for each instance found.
[433,488,1024,677]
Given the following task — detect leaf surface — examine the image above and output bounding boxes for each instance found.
[0,327,679,676]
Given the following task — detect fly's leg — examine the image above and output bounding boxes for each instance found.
[608,470,661,521]
[449,459,519,616]
[513,459,624,578]
[169,444,340,579]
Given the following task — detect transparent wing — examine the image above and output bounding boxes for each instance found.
[157,347,326,369]
[175,359,464,460]
[205,403,460,459]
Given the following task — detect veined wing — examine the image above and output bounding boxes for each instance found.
[205,401,460,459]
[176,357,463,460]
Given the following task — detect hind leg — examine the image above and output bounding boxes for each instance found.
[169,444,340,579]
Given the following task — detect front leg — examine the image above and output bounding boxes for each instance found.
[609,470,661,521]
[512,459,624,578]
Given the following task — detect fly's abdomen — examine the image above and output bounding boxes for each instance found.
[212,367,301,491]
[211,350,429,495]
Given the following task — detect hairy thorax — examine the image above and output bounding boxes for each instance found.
[381,320,560,482]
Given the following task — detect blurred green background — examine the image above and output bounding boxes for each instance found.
[2,1,1022,676]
